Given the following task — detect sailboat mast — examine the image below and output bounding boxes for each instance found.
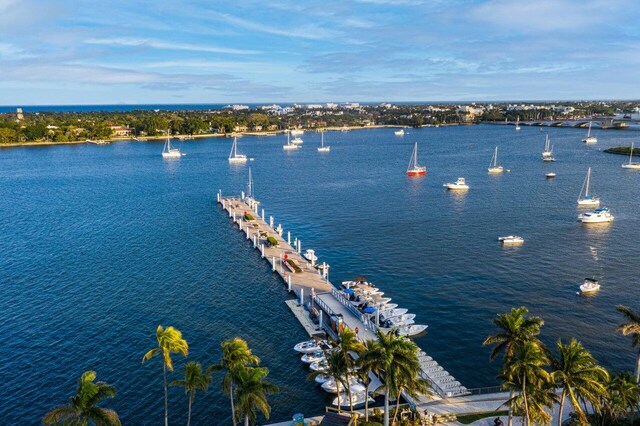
[630,143,634,164]
[248,167,253,198]
[321,131,324,147]
[587,122,592,137]
[585,167,591,197]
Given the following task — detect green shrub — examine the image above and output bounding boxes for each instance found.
[285,258,302,273]
[244,212,254,221]
[267,236,278,247]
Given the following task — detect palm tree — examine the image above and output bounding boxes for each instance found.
[43,370,121,426]
[616,305,640,382]
[359,329,424,426]
[483,306,544,426]
[391,366,431,425]
[356,340,380,422]
[234,366,279,426]
[605,372,640,424]
[307,350,349,414]
[335,329,365,413]
[501,340,550,426]
[551,338,609,425]
[170,361,211,426]
[209,338,260,426]
[142,325,189,426]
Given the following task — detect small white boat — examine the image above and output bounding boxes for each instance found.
[322,378,366,394]
[303,249,318,263]
[394,129,405,136]
[499,236,524,245]
[577,167,600,207]
[291,136,304,145]
[317,131,330,153]
[443,177,469,190]
[378,308,409,321]
[579,207,614,223]
[383,316,415,328]
[162,134,184,159]
[314,374,331,384]
[283,132,301,150]
[515,116,521,131]
[301,351,325,364]
[294,340,320,354]
[290,129,304,136]
[488,146,504,174]
[542,135,555,161]
[582,122,597,144]
[546,172,556,179]
[579,278,600,294]
[332,392,374,408]
[310,360,328,372]
[397,324,428,337]
[228,137,247,163]
[621,143,640,169]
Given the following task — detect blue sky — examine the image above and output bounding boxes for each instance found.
[1,0,639,105]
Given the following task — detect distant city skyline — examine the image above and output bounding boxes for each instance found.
[1,0,639,105]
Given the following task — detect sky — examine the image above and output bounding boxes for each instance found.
[1,0,640,105]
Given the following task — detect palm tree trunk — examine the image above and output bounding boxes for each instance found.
[346,374,354,413]
[163,363,169,426]
[187,391,193,426]
[508,388,514,426]
[392,387,401,425]
[230,380,237,426]
[383,384,390,426]
[336,379,342,414]
[635,350,640,383]
[364,381,370,422]
[244,415,249,426]
[522,374,530,426]
[557,389,566,426]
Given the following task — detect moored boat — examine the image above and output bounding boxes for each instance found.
[579,207,614,224]
[498,236,524,245]
[579,278,600,294]
[488,146,503,174]
[443,177,469,190]
[406,142,427,176]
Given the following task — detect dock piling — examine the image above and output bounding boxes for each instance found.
[261,209,265,221]
[241,191,245,200]
[299,288,304,305]
[272,256,275,271]
[287,231,291,245]
[288,275,292,292]
[269,216,274,228]
[253,234,257,247]
[261,244,265,258]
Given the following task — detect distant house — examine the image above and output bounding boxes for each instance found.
[252,125,263,131]
[233,125,248,132]
[110,126,132,136]
[267,124,278,131]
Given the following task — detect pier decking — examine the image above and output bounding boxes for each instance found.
[218,192,468,399]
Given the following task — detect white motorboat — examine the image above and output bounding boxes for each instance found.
[317,130,330,152]
[290,129,304,136]
[303,249,318,263]
[579,207,614,224]
[488,146,504,174]
[397,324,428,337]
[332,392,374,408]
[294,340,320,354]
[301,351,325,364]
[546,172,556,179]
[162,134,184,159]
[291,136,304,145]
[383,316,415,328]
[283,132,300,150]
[310,360,328,372]
[443,177,469,190]
[314,374,331,384]
[542,135,555,161]
[321,378,366,394]
[582,122,597,144]
[577,167,600,207]
[498,236,524,245]
[378,308,409,321]
[228,137,247,163]
[515,116,521,131]
[621,143,640,169]
[579,278,600,295]
[394,129,405,136]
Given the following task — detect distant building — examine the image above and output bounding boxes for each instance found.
[16,108,23,121]
[233,125,248,132]
[109,126,132,136]
[325,103,338,109]
[226,105,249,111]
[252,125,263,131]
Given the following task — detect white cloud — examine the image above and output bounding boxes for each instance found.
[84,37,259,55]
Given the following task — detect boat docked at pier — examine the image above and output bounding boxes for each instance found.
[294,340,321,354]
[332,392,374,408]
[303,249,318,264]
[301,351,325,364]
[397,324,428,337]
[487,146,503,174]
[621,143,640,169]
[321,378,366,394]
[577,167,600,207]
[443,177,469,190]
[582,122,597,144]
[228,137,247,163]
[579,207,614,223]
[406,142,427,176]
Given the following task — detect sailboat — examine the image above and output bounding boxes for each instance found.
[228,137,247,163]
[406,142,426,176]
[515,116,521,131]
[394,129,405,136]
[283,132,300,150]
[162,132,184,159]
[487,146,503,174]
[542,135,555,161]
[582,122,597,144]
[317,131,330,152]
[621,142,640,169]
[577,167,600,207]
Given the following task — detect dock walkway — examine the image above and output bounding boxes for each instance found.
[218,192,467,399]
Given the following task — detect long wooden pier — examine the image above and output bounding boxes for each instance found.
[217,191,468,399]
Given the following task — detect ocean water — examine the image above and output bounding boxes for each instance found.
[1,125,639,424]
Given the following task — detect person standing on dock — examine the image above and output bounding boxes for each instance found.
[355,326,359,336]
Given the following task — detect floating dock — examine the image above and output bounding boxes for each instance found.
[218,191,468,399]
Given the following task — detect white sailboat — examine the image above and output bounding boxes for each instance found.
[542,135,555,161]
[291,136,304,145]
[515,116,521,131]
[487,146,503,174]
[228,137,247,163]
[162,132,184,159]
[621,143,640,169]
[283,132,300,150]
[394,129,405,136]
[577,167,600,207]
[406,142,426,176]
[317,131,330,152]
[582,122,597,144]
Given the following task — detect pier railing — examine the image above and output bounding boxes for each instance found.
[330,288,377,331]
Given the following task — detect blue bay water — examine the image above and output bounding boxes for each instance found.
[1,125,639,424]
